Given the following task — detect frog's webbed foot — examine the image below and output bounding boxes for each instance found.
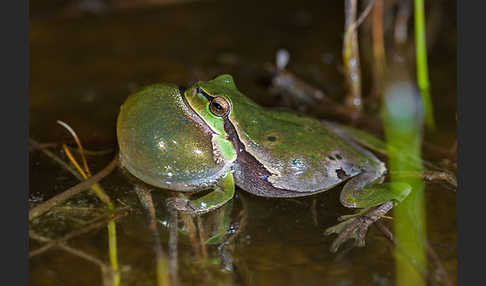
[167,172,235,215]
[325,201,394,252]
[327,166,411,252]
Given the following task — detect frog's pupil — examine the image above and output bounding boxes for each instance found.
[213,102,222,110]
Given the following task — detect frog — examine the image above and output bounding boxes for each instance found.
[116,74,412,252]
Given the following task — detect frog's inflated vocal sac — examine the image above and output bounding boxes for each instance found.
[117,74,411,251]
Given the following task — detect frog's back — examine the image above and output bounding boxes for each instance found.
[229,96,375,194]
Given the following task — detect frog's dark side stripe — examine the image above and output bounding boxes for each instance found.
[223,118,314,198]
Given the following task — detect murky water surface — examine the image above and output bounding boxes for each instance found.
[29,1,456,285]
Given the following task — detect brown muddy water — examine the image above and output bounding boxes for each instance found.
[29,1,457,285]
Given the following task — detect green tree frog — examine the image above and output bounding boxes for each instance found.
[116,74,411,252]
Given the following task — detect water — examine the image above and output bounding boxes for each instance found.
[29,1,457,285]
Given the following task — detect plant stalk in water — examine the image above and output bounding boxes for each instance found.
[343,0,362,113]
[414,0,435,130]
[383,79,427,286]
[58,121,120,286]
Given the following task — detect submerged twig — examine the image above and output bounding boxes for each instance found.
[29,156,118,221]
[268,63,378,126]
[168,208,179,286]
[343,0,361,112]
[395,0,411,44]
[60,243,110,270]
[57,121,120,286]
[30,211,128,257]
[179,204,202,258]
[134,185,170,286]
[425,242,453,286]
[343,0,374,113]
[60,244,118,286]
[31,127,122,286]
[375,220,394,242]
[30,138,82,180]
[196,216,208,259]
[423,172,457,189]
[389,170,457,189]
[29,142,58,151]
[29,140,114,156]
[375,222,452,286]
[372,0,385,99]
[29,240,54,257]
[347,0,375,33]
[30,230,115,286]
[73,147,115,156]
[61,143,113,206]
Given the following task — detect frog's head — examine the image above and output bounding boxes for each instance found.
[183,74,238,135]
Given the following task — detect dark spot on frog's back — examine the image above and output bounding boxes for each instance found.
[335,154,343,160]
[335,168,348,179]
[267,136,277,142]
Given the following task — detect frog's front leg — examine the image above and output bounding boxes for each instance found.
[325,169,411,252]
[167,172,235,215]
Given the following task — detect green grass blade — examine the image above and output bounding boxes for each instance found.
[415,0,435,130]
[383,81,427,286]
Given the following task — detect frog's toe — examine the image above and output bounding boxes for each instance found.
[337,207,370,221]
[326,201,394,252]
[325,216,372,253]
[354,223,368,247]
[167,197,197,213]
[324,219,354,235]
[326,220,359,252]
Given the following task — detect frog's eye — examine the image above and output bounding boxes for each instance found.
[209,96,230,117]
